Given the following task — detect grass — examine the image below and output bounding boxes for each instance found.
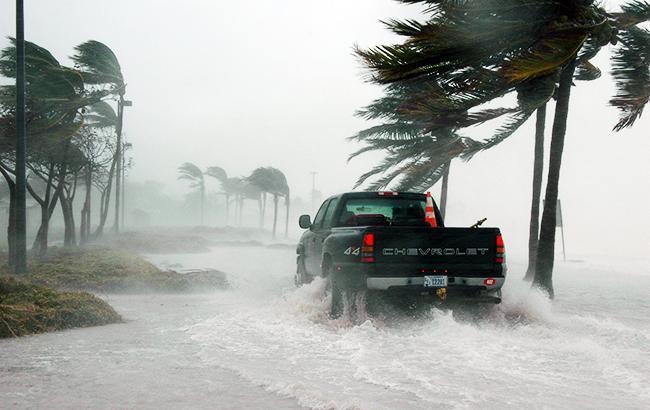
[1,246,229,293]
[0,246,228,338]
[0,276,122,338]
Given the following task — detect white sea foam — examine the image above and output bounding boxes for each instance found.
[173,247,650,409]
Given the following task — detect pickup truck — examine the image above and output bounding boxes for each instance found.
[296,191,506,317]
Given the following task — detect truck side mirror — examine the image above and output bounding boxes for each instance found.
[299,215,312,229]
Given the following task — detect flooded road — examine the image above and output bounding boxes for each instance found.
[2,246,649,409]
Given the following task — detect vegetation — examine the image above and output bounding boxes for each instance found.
[178,162,206,224]
[0,276,122,338]
[0,39,129,265]
[248,167,290,239]
[353,0,650,297]
[180,163,291,238]
[0,247,228,293]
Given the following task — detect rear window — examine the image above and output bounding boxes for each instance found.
[337,197,427,227]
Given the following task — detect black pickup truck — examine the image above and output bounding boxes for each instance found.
[296,192,506,317]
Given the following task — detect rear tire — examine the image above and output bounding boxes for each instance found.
[294,257,310,287]
[327,265,345,318]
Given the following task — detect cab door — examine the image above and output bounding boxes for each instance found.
[303,199,330,275]
[310,197,340,275]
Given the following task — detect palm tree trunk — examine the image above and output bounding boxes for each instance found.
[524,104,547,281]
[1,168,17,267]
[272,194,279,239]
[61,197,76,247]
[94,154,117,238]
[32,205,49,257]
[439,161,451,220]
[200,183,205,225]
[261,192,267,228]
[284,194,290,239]
[238,196,244,226]
[225,194,230,225]
[534,59,577,297]
[80,165,91,245]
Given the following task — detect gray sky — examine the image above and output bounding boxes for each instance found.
[1,0,649,260]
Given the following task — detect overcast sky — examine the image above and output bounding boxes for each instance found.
[1,0,649,260]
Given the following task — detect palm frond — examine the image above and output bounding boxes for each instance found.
[610,26,650,130]
[71,40,124,89]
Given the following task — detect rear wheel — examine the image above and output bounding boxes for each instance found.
[294,257,310,287]
[325,264,344,318]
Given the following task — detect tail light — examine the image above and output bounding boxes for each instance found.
[361,232,375,263]
[496,234,505,264]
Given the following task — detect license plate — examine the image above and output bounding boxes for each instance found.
[423,275,448,288]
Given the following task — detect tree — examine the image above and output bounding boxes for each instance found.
[77,101,117,243]
[178,162,205,224]
[524,105,547,281]
[248,167,290,239]
[349,85,490,215]
[72,40,126,233]
[355,0,650,296]
[204,166,229,224]
[0,39,111,258]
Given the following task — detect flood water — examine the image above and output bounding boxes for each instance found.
[1,246,649,409]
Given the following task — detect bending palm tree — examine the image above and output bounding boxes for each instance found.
[205,166,229,223]
[248,167,290,239]
[72,40,126,233]
[178,162,205,225]
[355,0,650,296]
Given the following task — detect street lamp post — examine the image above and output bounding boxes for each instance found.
[113,97,131,233]
[14,0,27,273]
[121,142,132,230]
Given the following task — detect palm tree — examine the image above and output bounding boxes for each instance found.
[0,39,112,258]
[178,162,205,224]
[72,40,126,233]
[248,167,290,239]
[349,84,493,216]
[355,0,650,296]
[204,166,229,223]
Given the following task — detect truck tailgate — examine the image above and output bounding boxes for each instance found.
[371,227,502,277]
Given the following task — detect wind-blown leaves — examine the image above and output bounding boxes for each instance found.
[177,162,204,189]
[610,26,650,130]
[205,166,228,183]
[613,1,650,28]
[72,40,124,91]
[84,101,117,129]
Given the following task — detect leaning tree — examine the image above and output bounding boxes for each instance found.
[248,167,290,239]
[0,39,112,258]
[178,162,206,225]
[355,0,650,296]
[72,40,127,233]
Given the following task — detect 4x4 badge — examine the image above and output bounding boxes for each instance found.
[344,246,360,256]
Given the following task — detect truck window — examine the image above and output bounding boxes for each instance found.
[311,199,330,229]
[336,197,428,227]
[322,198,340,229]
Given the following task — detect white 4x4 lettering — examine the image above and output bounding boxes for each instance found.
[344,246,360,256]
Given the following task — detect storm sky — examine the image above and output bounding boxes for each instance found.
[1,0,649,259]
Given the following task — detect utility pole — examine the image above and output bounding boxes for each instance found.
[310,171,317,211]
[14,0,27,273]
